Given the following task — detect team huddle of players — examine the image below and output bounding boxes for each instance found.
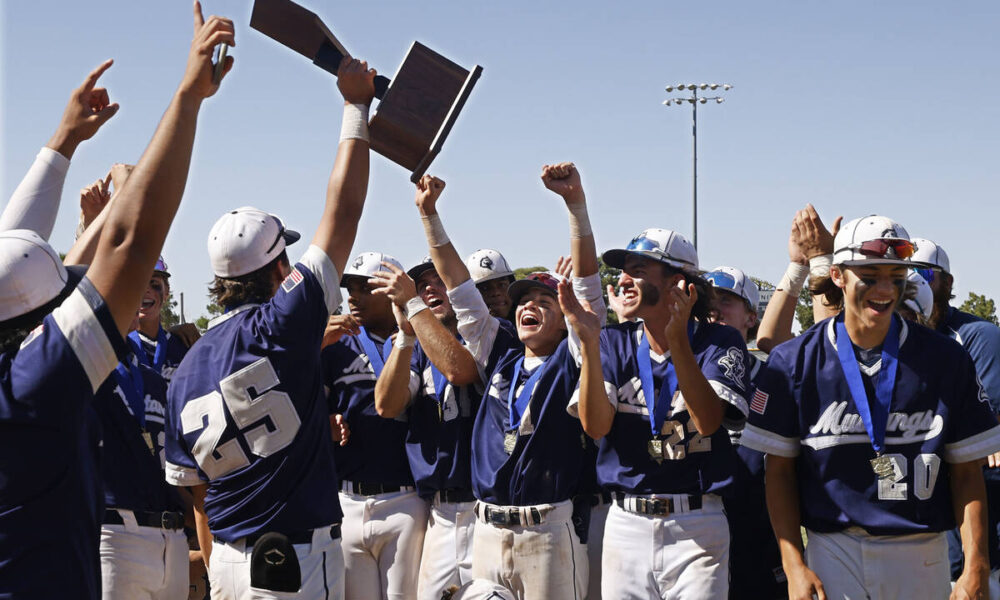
[3,6,1000,600]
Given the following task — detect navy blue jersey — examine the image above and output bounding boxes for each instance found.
[93,353,184,514]
[939,307,1000,415]
[743,316,1000,535]
[165,246,344,543]
[472,330,590,506]
[730,353,767,478]
[324,330,413,486]
[0,279,126,599]
[133,327,189,384]
[592,320,750,496]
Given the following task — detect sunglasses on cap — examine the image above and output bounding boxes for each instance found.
[850,239,915,260]
[626,236,661,252]
[154,257,170,275]
[526,272,561,290]
[914,267,936,284]
[703,271,737,289]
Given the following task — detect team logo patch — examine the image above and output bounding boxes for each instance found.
[717,347,747,391]
[281,268,304,292]
[480,255,494,270]
[977,374,990,405]
[19,323,44,349]
[352,256,365,269]
[750,389,769,415]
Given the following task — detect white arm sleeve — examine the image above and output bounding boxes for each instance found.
[449,278,500,376]
[567,273,606,366]
[0,147,70,239]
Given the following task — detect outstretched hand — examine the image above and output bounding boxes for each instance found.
[606,281,629,323]
[80,171,113,228]
[179,1,235,100]
[48,59,120,158]
[555,255,573,281]
[337,56,376,106]
[558,280,601,344]
[369,261,418,307]
[664,279,697,342]
[541,162,585,204]
[415,175,446,216]
[323,314,361,349]
[793,204,842,261]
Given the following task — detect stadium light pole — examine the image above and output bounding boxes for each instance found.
[663,83,732,250]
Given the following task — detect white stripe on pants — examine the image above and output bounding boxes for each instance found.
[99,513,188,600]
[417,496,476,600]
[806,527,950,600]
[601,495,729,600]
[208,525,343,600]
[340,489,428,600]
[471,499,587,600]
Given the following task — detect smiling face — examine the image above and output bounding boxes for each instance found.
[415,268,455,324]
[477,277,513,319]
[833,264,908,331]
[138,274,169,334]
[709,289,756,340]
[619,255,684,321]
[515,287,566,354]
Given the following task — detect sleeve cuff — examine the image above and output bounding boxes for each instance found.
[567,380,616,419]
[37,146,71,172]
[51,278,127,393]
[945,425,1000,464]
[297,245,343,314]
[710,380,749,431]
[165,461,205,486]
[740,423,800,457]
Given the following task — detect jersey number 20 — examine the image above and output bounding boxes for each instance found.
[180,358,302,480]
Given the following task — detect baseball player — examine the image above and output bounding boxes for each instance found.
[130,257,193,384]
[898,270,933,325]
[325,250,428,600]
[465,249,516,321]
[0,7,228,594]
[704,266,787,599]
[404,164,604,599]
[741,216,1000,599]
[574,228,750,599]
[164,54,375,598]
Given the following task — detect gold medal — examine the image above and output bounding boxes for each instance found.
[870,454,894,479]
[648,439,663,461]
[503,432,517,454]
[142,431,155,455]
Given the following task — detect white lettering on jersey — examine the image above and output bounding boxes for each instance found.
[335,354,377,386]
[803,401,944,450]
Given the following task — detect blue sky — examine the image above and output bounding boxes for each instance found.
[3,1,998,320]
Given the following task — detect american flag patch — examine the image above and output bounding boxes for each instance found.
[281,267,304,292]
[750,389,769,415]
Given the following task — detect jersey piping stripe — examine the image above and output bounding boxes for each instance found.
[943,424,1000,463]
[741,424,800,458]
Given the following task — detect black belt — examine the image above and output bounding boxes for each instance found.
[475,504,543,527]
[591,490,612,505]
[219,524,342,548]
[104,509,184,530]
[439,488,475,503]
[614,494,702,516]
[347,481,410,496]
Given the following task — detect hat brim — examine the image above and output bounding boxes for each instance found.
[339,273,374,287]
[473,271,515,285]
[0,264,86,331]
[507,279,558,307]
[406,262,436,281]
[602,249,699,273]
[836,258,935,269]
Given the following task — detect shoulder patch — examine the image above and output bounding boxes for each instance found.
[19,324,45,350]
[976,373,991,405]
[750,389,769,415]
[281,267,304,293]
[717,346,747,391]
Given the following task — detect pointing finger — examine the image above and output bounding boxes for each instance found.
[80,59,114,94]
[193,0,205,34]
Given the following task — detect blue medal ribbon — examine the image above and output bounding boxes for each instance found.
[113,338,147,427]
[834,314,900,456]
[128,326,168,372]
[431,365,449,404]
[636,321,694,435]
[507,357,545,431]
[358,327,394,377]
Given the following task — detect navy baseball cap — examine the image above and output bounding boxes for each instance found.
[406,256,436,281]
[507,271,562,305]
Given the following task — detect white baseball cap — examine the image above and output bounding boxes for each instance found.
[0,229,85,327]
[910,237,951,274]
[703,266,760,311]
[465,249,514,284]
[832,215,918,267]
[603,228,699,274]
[903,270,934,320]
[207,207,300,278]
[447,579,516,600]
[340,251,404,286]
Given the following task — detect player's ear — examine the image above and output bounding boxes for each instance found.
[830,265,847,290]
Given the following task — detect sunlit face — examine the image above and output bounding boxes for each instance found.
[620,255,683,320]
[515,287,566,350]
[833,264,907,330]
[345,277,393,326]
[476,277,513,319]
[415,269,454,322]
[138,274,168,329]
[709,289,756,340]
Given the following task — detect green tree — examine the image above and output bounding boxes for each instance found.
[959,292,999,326]
[160,296,181,329]
[513,266,547,280]
[750,276,815,332]
[194,300,224,332]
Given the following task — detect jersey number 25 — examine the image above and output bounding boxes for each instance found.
[181,358,302,480]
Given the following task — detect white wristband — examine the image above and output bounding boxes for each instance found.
[566,202,592,239]
[340,103,369,143]
[395,332,416,349]
[777,262,809,296]
[421,214,450,248]
[405,296,429,320]
[808,254,833,279]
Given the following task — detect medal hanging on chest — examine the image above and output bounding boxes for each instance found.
[505,358,544,455]
[636,324,691,462]
[834,315,901,481]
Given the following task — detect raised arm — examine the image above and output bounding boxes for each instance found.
[414,175,472,290]
[86,1,234,337]
[0,61,119,237]
[65,164,132,266]
[311,58,376,276]
[559,280,614,439]
[374,303,418,419]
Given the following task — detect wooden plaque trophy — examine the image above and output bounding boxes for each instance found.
[250,0,483,182]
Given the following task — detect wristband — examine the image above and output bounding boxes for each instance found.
[395,332,416,349]
[340,103,369,143]
[777,262,809,296]
[420,214,450,247]
[566,202,592,239]
[808,253,833,280]
[405,296,429,320]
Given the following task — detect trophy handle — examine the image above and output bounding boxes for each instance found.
[313,42,391,100]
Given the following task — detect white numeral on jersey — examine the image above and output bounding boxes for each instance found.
[658,420,712,460]
[876,453,941,501]
[180,358,301,480]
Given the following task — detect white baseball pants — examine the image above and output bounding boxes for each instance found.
[585,497,611,600]
[99,512,188,600]
[601,494,729,600]
[417,496,476,600]
[471,499,588,600]
[339,488,428,600]
[806,527,950,600]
